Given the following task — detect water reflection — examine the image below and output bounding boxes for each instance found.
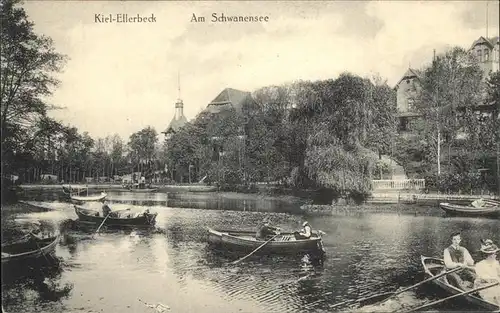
[3,191,499,313]
[2,255,73,313]
[19,190,307,214]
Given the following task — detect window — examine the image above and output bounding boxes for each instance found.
[484,49,489,61]
[408,98,415,111]
[399,117,408,132]
[477,49,482,62]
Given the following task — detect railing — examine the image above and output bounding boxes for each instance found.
[372,179,425,190]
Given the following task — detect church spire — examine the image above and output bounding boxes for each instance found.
[177,70,181,100]
[175,70,184,120]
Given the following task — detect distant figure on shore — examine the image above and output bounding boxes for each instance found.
[256,219,280,240]
[294,221,312,240]
[473,239,500,305]
[443,232,476,290]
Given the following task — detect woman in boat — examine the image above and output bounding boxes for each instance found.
[294,221,312,240]
[473,239,500,305]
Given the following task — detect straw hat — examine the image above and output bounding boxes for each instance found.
[480,239,500,254]
[302,221,309,227]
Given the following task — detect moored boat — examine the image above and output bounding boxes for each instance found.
[74,205,157,226]
[1,234,60,265]
[439,202,500,218]
[70,192,107,202]
[125,182,157,193]
[421,256,499,311]
[128,188,158,193]
[207,228,325,256]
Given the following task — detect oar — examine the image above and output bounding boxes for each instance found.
[29,232,51,264]
[231,233,280,265]
[400,281,499,313]
[358,266,465,306]
[93,212,111,237]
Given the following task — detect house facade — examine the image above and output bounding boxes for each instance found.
[470,36,500,77]
[394,68,422,132]
[394,36,500,133]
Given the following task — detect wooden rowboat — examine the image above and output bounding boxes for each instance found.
[70,192,107,202]
[1,235,60,265]
[439,202,500,218]
[207,228,325,255]
[421,256,499,311]
[128,188,158,193]
[74,205,157,226]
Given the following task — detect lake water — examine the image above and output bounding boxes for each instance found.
[2,190,499,313]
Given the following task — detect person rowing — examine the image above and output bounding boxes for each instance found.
[443,232,476,290]
[101,200,112,217]
[255,218,280,240]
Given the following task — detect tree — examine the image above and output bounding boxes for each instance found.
[485,71,500,195]
[128,126,158,180]
[1,0,66,177]
[414,47,483,176]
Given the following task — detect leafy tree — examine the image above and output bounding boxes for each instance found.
[128,126,158,180]
[485,71,500,195]
[413,47,484,176]
[1,0,67,176]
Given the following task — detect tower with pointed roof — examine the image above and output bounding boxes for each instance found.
[162,73,188,140]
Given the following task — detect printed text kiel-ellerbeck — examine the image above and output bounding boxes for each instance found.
[95,14,157,23]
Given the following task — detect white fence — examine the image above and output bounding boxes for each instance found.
[372,179,425,190]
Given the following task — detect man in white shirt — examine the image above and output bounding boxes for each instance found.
[443,232,476,290]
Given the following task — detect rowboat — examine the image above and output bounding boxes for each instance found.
[439,202,500,218]
[421,256,499,311]
[128,188,158,193]
[74,205,157,226]
[70,192,107,202]
[207,228,325,255]
[1,235,60,265]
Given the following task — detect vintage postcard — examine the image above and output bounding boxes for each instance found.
[1,1,499,312]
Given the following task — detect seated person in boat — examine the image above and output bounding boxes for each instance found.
[294,221,312,240]
[101,200,113,216]
[256,219,280,240]
[473,239,500,305]
[443,232,476,290]
[471,198,486,208]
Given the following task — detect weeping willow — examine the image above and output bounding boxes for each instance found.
[305,142,378,198]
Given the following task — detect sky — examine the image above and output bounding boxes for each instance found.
[23,0,500,141]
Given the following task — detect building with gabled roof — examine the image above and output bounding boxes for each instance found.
[395,68,422,116]
[394,35,499,133]
[204,88,259,115]
[469,36,500,76]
